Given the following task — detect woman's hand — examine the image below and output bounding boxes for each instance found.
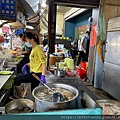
[21,64,28,74]
[84,50,86,53]
[41,75,46,83]
[40,62,46,83]
[17,51,22,56]
[27,63,30,67]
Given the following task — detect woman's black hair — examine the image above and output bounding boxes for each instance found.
[24,32,39,44]
[19,34,23,38]
[19,33,25,38]
[19,34,26,41]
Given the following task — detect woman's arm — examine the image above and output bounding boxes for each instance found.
[27,62,30,67]
[21,51,30,55]
[22,45,30,55]
[42,62,46,75]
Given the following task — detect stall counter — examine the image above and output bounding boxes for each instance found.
[8,58,24,74]
[0,71,14,89]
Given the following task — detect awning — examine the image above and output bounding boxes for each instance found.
[8,20,25,28]
[18,0,36,18]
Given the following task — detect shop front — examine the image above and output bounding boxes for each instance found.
[1,0,120,118]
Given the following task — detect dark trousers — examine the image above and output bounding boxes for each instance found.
[85,51,89,62]
[71,49,78,61]
[77,51,85,66]
[14,72,41,91]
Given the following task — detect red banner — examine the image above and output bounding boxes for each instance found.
[90,25,97,47]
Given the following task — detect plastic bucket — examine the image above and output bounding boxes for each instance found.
[78,68,86,79]
[80,62,86,70]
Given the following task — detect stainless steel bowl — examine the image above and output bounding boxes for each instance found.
[32,83,79,112]
[5,99,34,114]
[96,100,120,115]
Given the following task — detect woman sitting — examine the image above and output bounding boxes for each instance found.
[10,32,46,99]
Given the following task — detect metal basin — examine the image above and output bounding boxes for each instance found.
[32,83,79,112]
[5,99,34,114]
[96,100,120,115]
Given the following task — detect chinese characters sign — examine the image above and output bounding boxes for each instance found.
[90,25,97,47]
[0,0,16,20]
[76,24,88,39]
[78,24,88,31]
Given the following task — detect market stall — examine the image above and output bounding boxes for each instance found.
[0,0,101,116]
[1,0,120,118]
[0,74,102,115]
[0,0,33,110]
[0,71,14,106]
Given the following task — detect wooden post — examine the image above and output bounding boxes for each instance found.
[48,1,57,54]
[47,1,57,68]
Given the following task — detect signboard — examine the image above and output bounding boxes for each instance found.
[0,0,17,20]
[90,25,97,47]
[76,24,88,39]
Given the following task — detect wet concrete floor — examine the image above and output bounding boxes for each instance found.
[81,79,115,100]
